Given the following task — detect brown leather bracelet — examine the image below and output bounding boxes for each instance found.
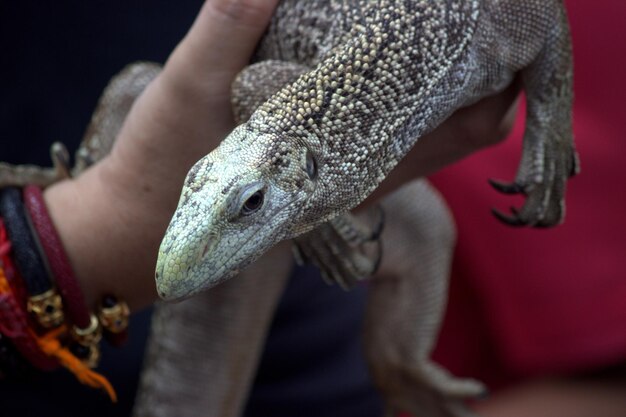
[23,185,90,329]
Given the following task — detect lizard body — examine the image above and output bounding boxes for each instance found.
[157,0,577,300]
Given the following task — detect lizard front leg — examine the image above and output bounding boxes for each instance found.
[0,141,72,187]
[364,180,485,417]
[292,209,384,289]
[490,1,578,227]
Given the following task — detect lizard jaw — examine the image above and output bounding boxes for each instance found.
[154,231,222,302]
[155,192,301,301]
[155,258,239,302]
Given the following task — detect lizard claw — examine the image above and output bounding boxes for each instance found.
[488,178,524,195]
[50,142,72,180]
[291,242,307,266]
[491,207,527,227]
[569,151,581,178]
[293,211,382,288]
[368,205,386,241]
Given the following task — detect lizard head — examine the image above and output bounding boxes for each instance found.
[155,125,319,301]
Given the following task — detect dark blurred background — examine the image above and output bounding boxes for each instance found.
[0,2,200,415]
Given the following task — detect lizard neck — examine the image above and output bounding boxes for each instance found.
[249,0,480,227]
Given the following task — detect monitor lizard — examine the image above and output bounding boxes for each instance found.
[0,0,577,416]
[155,0,578,301]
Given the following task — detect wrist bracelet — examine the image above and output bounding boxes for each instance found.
[0,186,125,399]
[23,185,90,329]
[23,185,107,366]
[0,263,59,371]
[97,295,130,346]
[0,188,64,329]
[0,219,27,308]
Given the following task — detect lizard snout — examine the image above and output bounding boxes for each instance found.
[155,228,222,301]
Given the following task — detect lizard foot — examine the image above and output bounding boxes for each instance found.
[0,142,72,188]
[374,360,485,417]
[491,2,579,229]
[292,207,384,289]
[490,139,579,228]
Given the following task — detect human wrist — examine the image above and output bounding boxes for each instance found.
[43,164,160,312]
[1,184,127,396]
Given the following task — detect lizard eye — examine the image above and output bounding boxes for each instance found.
[305,151,317,180]
[241,190,264,215]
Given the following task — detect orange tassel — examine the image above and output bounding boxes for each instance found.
[0,268,10,294]
[1,225,116,402]
[30,326,117,402]
[0,268,23,338]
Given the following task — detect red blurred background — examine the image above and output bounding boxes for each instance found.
[429,0,626,390]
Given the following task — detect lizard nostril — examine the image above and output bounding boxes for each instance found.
[202,242,211,259]
[201,233,219,260]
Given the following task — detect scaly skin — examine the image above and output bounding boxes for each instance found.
[155,0,577,300]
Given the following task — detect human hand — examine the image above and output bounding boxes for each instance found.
[44,0,280,310]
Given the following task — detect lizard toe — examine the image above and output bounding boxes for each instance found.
[488,178,525,195]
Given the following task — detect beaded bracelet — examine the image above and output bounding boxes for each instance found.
[98,294,130,346]
[0,188,64,329]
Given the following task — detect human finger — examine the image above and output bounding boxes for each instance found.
[162,0,281,96]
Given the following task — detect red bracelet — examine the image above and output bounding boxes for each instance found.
[0,222,58,371]
[0,219,27,308]
[22,186,90,329]
[1,216,117,399]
